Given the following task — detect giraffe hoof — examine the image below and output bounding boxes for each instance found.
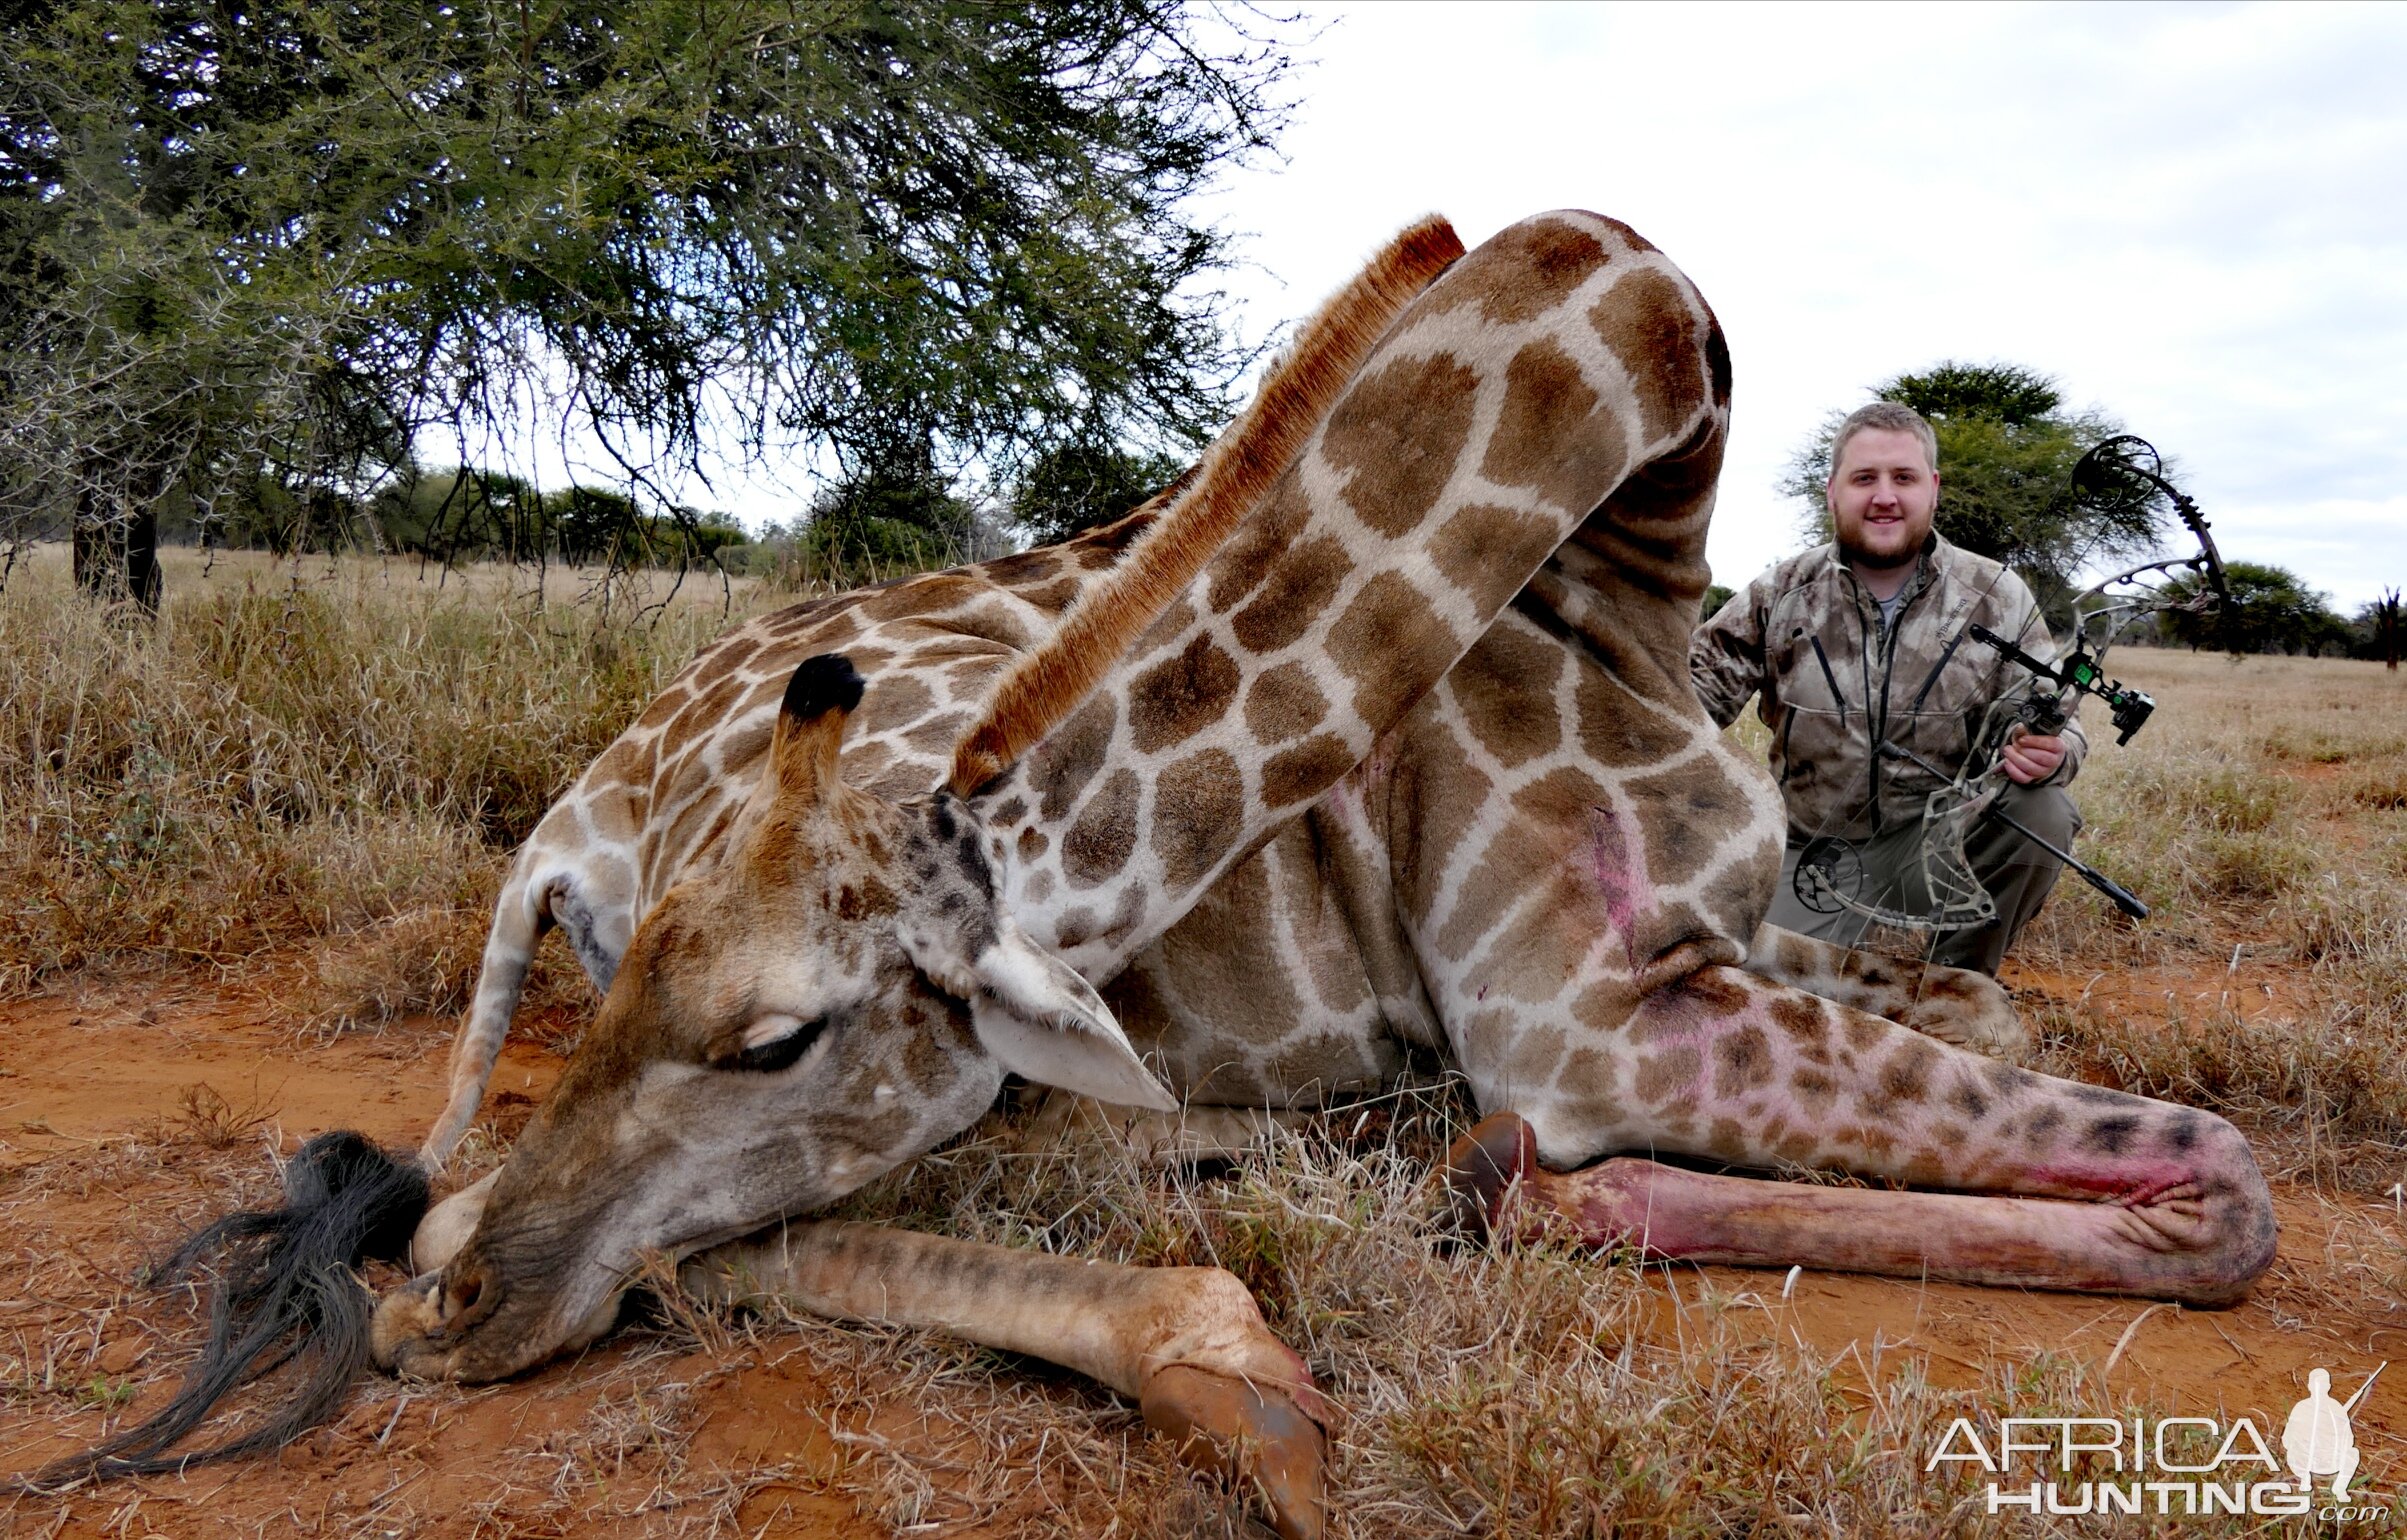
[1140,1364,1329,1540]
[1443,1111,1538,1241]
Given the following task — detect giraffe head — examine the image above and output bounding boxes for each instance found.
[373,654,1172,1383]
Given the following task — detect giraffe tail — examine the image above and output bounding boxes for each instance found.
[418,869,548,1170]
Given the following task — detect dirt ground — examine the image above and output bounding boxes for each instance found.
[3,950,2401,1538]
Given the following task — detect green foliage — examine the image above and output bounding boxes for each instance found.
[2160,561,2352,656]
[1780,361,2167,615]
[1003,437,1185,546]
[1699,582,1735,623]
[0,0,1288,594]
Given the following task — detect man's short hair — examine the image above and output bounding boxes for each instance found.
[1828,401,1938,480]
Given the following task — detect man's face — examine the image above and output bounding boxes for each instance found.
[1826,427,1938,571]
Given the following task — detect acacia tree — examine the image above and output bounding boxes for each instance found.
[1780,362,2168,616]
[0,0,1291,603]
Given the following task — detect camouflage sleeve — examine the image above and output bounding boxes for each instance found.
[2003,578,2089,786]
[1689,574,1769,730]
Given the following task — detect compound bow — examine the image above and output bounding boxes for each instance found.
[1791,435,2230,933]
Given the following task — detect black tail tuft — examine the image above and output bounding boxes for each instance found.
[13,1131,429,1491]
[781,652,865,722]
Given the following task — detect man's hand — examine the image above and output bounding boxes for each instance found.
[2001,727,2066,785]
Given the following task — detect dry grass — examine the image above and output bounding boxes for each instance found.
[0,545,797,996]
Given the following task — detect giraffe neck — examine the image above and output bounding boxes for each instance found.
[966,211,1731,980]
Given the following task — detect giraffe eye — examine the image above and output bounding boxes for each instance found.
[719,1014,827,1074]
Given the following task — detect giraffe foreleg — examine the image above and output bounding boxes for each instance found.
[1745,924,2026,1061]
[1452,966,2275,1306]
[683,1223,1330,1540]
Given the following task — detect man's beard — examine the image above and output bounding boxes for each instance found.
[1838,535,1920,572]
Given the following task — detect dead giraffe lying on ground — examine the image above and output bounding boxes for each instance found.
[375,212,2276,1540]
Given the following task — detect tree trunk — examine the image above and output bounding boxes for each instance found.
[72,478,164,615]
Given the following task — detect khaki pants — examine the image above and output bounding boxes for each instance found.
[1764,782,2082,976]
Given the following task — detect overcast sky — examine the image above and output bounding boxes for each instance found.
[1197,1,2406,611]
[514,2,2404,611]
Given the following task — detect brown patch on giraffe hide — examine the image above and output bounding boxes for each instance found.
[1572,667,1693,769]
[663,675,749,761]
[1231,531,1349,653]
[690,634,760,691]
[1128,634,1242,754]
[1017,576,1084,612]
[863,573,987,623]
[1388,729,1493,923]
[1328,571,1461,734]
[1431,503,1569,603]
[1453,623,1565,767]
[1711,1024,1774,1098]
[717,717,773,777]
[1260,732,1358,810]
[1016,827,1047,862]
[1480,337,1629,516]
[1620,761,1758,889]
[1202,478,1313,617]
[1588,267,1706,445]
[1424,215,1610,326]
[949,215,1464,794]
[1029,695,1117,821]
[1323,353,1481,537]
[1634,1044,1702,1106]
[853,674,936,738]
[1062,768,1140,887]
[1790,1067,1836,1110]
[1153,748,1246,891]
[1053,906,1097,950]
[1766,993,1827,1047]
[1430,766,1599,963]
[1244,662,1328,746]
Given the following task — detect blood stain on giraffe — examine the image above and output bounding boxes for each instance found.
[1128,634,1241,755]
[1322,354,1480,538]
[1062,768,1139,887]
[1243,662,1328,746]
[1153,749,1245,890]
[1328,571,1461,731]
[1588,267,1706,444]
[1231,534,1350,654]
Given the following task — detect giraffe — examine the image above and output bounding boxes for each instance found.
[372,212,2275,1540]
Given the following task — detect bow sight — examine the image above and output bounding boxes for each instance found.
[1791,434,2230,935]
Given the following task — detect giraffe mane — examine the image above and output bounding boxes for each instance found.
[948,213,1465,797]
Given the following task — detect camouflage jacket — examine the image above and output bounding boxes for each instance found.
[1689,534,2087,843]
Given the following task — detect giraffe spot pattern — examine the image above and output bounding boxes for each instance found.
[1063,768,1139,887]
[1322,354,1482,538]
[1243,663,1329,746]
[1128,634,1242,754]
[1153,749,1246,891]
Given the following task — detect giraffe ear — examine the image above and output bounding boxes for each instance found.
[771,654,864,804]
[941,921,1176,1112]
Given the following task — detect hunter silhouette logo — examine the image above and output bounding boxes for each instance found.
[2285,1364,2383,1501]
[1929,1361,2391,1520]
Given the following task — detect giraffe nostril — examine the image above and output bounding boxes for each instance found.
[442,1264,496,1330]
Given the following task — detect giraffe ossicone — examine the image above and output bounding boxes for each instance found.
[370,209,2274,1540]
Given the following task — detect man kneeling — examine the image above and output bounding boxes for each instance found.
[1692,401,2083,975]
